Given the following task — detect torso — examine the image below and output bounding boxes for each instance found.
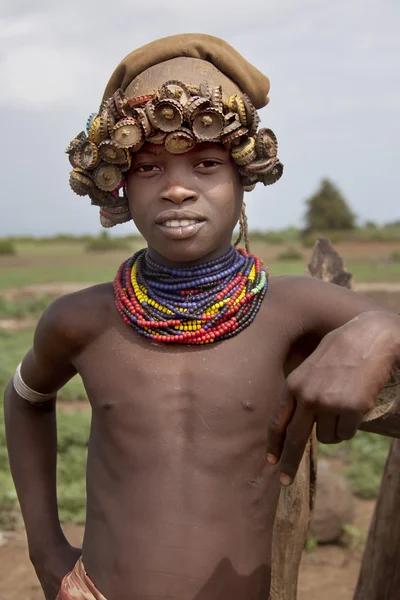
[67,277,310,600]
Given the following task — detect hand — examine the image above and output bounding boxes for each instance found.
[30,540,81,600]
[267,311,399,486]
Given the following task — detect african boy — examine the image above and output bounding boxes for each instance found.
[4,34,400,600]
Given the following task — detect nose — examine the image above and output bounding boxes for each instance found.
[160,184,198,205]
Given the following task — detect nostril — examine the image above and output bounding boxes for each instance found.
[161,186,198,204]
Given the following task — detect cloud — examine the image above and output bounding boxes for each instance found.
[0,43,98,108]
[0,0,399,234]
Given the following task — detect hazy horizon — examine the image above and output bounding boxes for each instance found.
[1,0,399,237]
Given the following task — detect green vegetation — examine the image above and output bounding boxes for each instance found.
[85,231,131,252]
[56,410,90,523]
[302,226,400,246]
[249,228,300,245]
[0,406,90,527]
[318,432,391,498]
[0,294,53,320]
[0,228,399,289]
[0,329,87,401]
[0,239,16,256]
[276,247,303,261]
[0,328,89,526]
[265,259,400,283]
[390,251,400,263]
[304,179,356,232]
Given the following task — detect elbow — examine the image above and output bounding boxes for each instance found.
[4,379,56,415]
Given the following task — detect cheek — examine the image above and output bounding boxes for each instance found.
[219,177,243,223]
[126,178,149,224]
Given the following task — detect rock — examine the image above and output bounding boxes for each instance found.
[309,460,354,543]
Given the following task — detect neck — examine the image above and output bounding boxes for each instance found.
[146,242,233,269]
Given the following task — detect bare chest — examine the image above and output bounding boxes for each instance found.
[76,310,288,447]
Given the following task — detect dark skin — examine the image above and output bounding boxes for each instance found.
[4,143,400,600]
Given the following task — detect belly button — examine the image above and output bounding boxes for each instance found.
[242,400,254,412]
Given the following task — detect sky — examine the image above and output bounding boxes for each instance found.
[0,0,399,236]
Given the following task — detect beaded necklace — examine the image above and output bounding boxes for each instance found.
[113,246,268,344]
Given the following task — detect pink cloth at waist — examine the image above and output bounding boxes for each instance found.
[56,558,107,600]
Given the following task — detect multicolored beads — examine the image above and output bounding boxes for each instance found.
[113,246,268,344]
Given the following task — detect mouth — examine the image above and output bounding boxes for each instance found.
[155,211,206,240]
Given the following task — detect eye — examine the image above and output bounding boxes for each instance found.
[196,159,222,169]
[133,164,161,174]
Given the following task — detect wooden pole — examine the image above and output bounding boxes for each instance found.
[270,237,400,600]
[354,439,400,600]
[271,237,349,600]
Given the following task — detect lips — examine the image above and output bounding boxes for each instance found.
[155,210,207,240]
[155,210,206,226]
[156,220,206,240]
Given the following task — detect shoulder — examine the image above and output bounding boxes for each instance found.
[34,282,115,361]
[266,274,385,338]
[267,274,345,308]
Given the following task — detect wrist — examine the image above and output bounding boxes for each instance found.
[359,310,400,368]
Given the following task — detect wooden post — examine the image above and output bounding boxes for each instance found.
[270,237,400,600]
[354,439,400,600]
[271,237,351,600]
[270,434,317,600]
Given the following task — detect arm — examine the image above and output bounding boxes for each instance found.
[266,277,400,484]
[3,296,86,598]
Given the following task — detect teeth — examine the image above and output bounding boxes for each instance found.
[163,219,199,228]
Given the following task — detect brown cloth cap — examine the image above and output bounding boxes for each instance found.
[102,33,270,109]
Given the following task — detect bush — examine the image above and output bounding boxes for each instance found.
[276,247,303,261]
[0,239,17,255]
[85,232,130,252]
[389,251,400,263]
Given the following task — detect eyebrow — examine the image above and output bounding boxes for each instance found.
[136,147,164,157]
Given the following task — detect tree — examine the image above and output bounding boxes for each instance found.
[304,179,355,232]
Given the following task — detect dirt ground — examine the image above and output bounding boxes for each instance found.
[0,497,375,600]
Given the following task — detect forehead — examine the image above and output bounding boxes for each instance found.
[132,141,230,160]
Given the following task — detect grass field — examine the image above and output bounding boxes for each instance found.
[0,233,399,526]
[0,236,399,289]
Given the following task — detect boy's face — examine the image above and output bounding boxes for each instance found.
[126,142,244,265]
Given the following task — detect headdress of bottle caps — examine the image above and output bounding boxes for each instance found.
[66,81,283,229]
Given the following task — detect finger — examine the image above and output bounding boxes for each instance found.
[336,411,362,441]
[316,413,339,444]
[267,382,296,465]
[279,405,315,486]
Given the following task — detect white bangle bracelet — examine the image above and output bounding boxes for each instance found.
[13,363,56,404]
